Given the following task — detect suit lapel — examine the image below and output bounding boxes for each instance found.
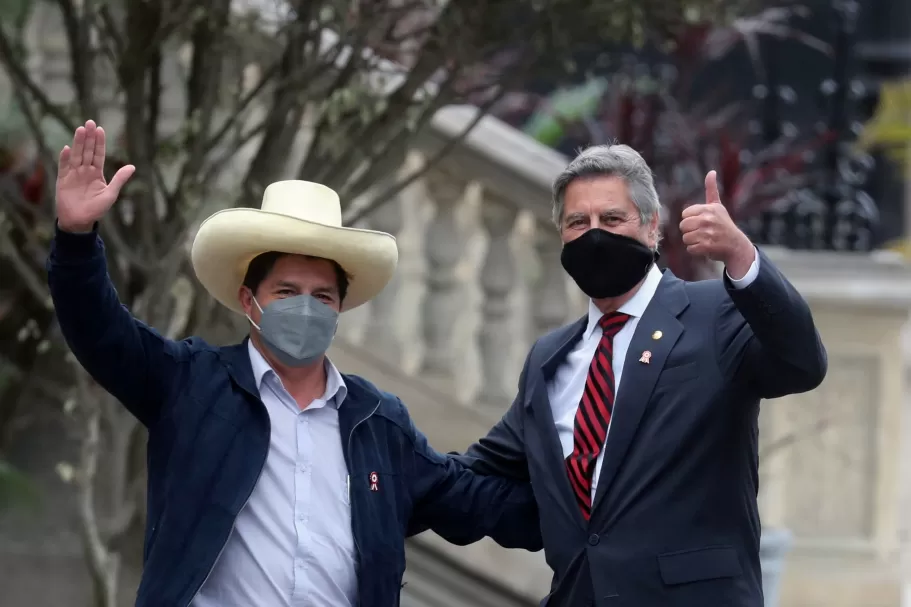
[527,316,588,528]
[590,272,690,517]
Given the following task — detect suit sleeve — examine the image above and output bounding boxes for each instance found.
[715,248,827,399]
[450,347,534,479]
[47,226,188,427]
[405,411,542,551]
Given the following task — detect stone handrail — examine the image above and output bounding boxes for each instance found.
[340,105,593,407]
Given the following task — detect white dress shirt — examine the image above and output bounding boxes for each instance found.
[546,256,760,500]
[191,342,356,607]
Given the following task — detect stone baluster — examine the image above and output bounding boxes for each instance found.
[476,193,519,405]
[532,221,569,336]
[363,191,405,364]
[420,170,465,379]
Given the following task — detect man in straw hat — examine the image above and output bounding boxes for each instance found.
[48,120,542,607]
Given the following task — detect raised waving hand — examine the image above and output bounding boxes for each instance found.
[56,120,135,233]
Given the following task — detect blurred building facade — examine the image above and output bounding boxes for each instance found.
[2,2,911,607]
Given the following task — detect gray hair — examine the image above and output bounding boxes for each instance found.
[551,144,662,230]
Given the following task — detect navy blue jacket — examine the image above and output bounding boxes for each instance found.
[47,228,542,607]
[457,252,827,607]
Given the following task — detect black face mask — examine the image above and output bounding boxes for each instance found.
[560,228,655,299]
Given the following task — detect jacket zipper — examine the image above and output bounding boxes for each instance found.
[346,398,382,604]
[184,405,271,607]
[182,398,379,607]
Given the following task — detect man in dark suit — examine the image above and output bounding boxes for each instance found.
[457,144,827,606]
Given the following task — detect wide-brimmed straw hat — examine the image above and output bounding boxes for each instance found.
[191,180,398,314]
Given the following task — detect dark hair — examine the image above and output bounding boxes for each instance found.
[242,251,350,303]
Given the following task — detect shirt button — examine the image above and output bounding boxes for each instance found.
[295,559,304,569]
[588,534,600,546]
[298,463,307,472]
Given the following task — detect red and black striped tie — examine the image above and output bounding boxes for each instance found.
[565,312,630,520]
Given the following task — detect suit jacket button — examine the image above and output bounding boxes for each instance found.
[588,534,600,546]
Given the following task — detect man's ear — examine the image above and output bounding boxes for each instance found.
[238,285,256,317]
[646,212,661,250]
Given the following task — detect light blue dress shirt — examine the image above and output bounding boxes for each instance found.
[191,341,356,607]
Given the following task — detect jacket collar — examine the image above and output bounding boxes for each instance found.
[582,264,664,340]
[218,338,383,420]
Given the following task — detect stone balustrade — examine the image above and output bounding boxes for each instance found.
[338,106,587,409]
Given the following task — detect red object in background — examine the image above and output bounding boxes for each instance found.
[485,8,834,280]
[0,140,46,205]
[21,163,45,204]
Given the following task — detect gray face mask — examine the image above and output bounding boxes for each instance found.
[248,294,339,367]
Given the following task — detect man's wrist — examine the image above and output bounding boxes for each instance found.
[52,221,102,261]
[723,237,756,281]
[57,220,97,234]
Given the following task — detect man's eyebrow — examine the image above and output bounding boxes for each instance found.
[274,280,300,290]
[311,285,339,297]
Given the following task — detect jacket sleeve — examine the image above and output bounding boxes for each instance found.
[449,348,534,479]
[405,413,542,551]
[47,226,189,427]
[716,248,828,399]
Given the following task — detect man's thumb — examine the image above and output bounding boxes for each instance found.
[108,164,136,197]
[705,170,721,204]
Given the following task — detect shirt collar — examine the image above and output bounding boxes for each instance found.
[247,340,348,407]
[584,264,664,339]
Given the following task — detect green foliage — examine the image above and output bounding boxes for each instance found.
[0,458,39,512]
[0,0,32,27]
[522,79,608,146]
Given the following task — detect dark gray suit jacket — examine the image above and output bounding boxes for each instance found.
[458,250,827,607]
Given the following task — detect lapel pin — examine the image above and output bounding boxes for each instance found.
[652,330,662,340]
[369,471,379,492]
[639,350,652,364]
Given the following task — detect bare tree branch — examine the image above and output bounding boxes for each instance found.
[55,0,99,118]
[239,10,339,203]
[0,25,75,131]
[344,98,493,225]
[171,0,233,207]
[343,45,537,222]
[96,4,124,58]
[0,207,52,309]
[6,77,58,206]
[73,377,120,607]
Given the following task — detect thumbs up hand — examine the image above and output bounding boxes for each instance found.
[678,171,756,279]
